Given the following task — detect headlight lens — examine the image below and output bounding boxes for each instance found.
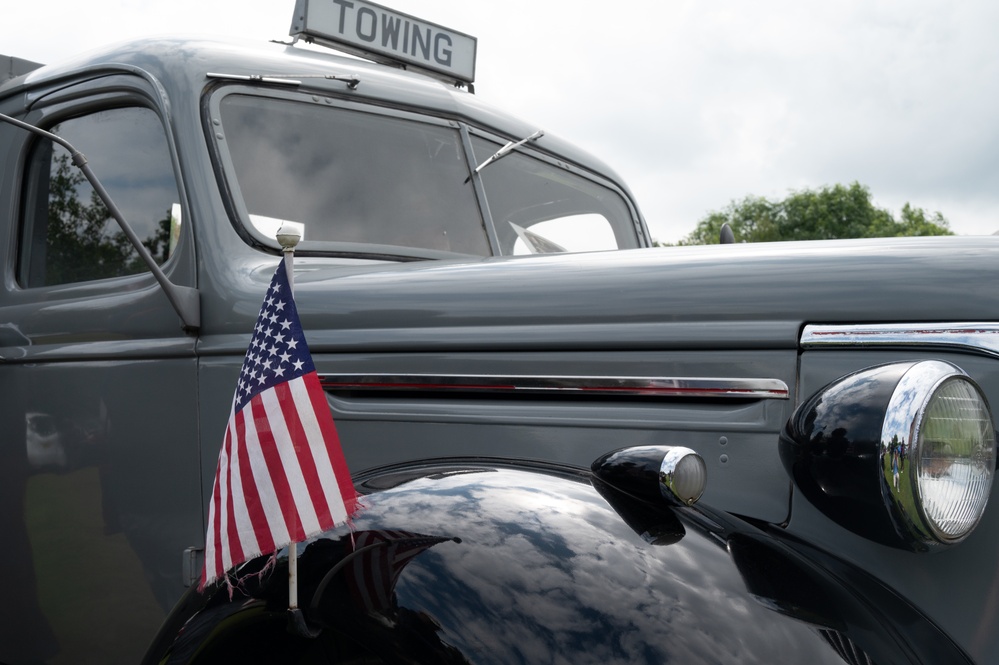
[660,447,707,506]
[882,361,996,545]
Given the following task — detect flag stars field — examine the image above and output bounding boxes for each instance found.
[235,281,313,410]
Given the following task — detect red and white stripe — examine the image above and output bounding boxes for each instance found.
[201,371,358,589]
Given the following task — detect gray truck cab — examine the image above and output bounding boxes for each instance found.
[0,7,648,662]
[1,3,998,664]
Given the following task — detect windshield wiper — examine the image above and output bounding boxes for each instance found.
[464,129,544,183]
[206,72,361,90]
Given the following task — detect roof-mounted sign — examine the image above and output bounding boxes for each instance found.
[290,0,477,86]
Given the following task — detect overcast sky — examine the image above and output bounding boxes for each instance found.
[5,0,998,243]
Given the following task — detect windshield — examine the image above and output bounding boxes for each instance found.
[219,94,489,256]
[216,92,641,258]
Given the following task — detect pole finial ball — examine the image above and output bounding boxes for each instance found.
[276,222,305,250]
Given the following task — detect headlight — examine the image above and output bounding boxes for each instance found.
[781,360,996,551]
[883,362,995,544]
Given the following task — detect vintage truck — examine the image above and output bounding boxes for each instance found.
[1,2,997,664]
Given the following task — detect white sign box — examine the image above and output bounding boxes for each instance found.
[290,0,477,84]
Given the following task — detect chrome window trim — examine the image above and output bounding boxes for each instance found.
[319,374,789,400]
[801,323,999,359]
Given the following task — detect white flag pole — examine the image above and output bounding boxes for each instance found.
[275,222,304,614]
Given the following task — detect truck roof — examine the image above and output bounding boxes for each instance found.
[0,36,632,193]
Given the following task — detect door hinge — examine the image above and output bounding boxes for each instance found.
[182,546,204,587]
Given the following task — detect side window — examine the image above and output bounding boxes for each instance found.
[19,107,181,287]
[469,136,641,255]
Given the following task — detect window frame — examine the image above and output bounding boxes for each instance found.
[11,75,192,294]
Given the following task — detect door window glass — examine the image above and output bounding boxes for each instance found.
[19,107,181,287]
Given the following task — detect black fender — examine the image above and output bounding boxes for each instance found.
[144,460,970,664]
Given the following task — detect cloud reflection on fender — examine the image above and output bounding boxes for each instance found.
[310,468,865,664]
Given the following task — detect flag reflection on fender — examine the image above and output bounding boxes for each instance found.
[346,530,458,614]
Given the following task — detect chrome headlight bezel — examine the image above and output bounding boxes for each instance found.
[881,361,996,546]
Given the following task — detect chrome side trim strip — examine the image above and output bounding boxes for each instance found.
[318,374,790,400]
[801,323,999,359]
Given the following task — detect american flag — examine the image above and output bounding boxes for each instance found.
[201,260,358,590]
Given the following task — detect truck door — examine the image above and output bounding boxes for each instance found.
[0,75,201,664]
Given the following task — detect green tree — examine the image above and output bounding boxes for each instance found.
[44,152,170,284]
[677,182,952,245]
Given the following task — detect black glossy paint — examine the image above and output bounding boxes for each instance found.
[149,464,970,664]
[591,445,673,504]
[780,362,916,548]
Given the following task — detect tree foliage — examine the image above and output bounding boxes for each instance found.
[677,182,952,245]
[45,152,171,285]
